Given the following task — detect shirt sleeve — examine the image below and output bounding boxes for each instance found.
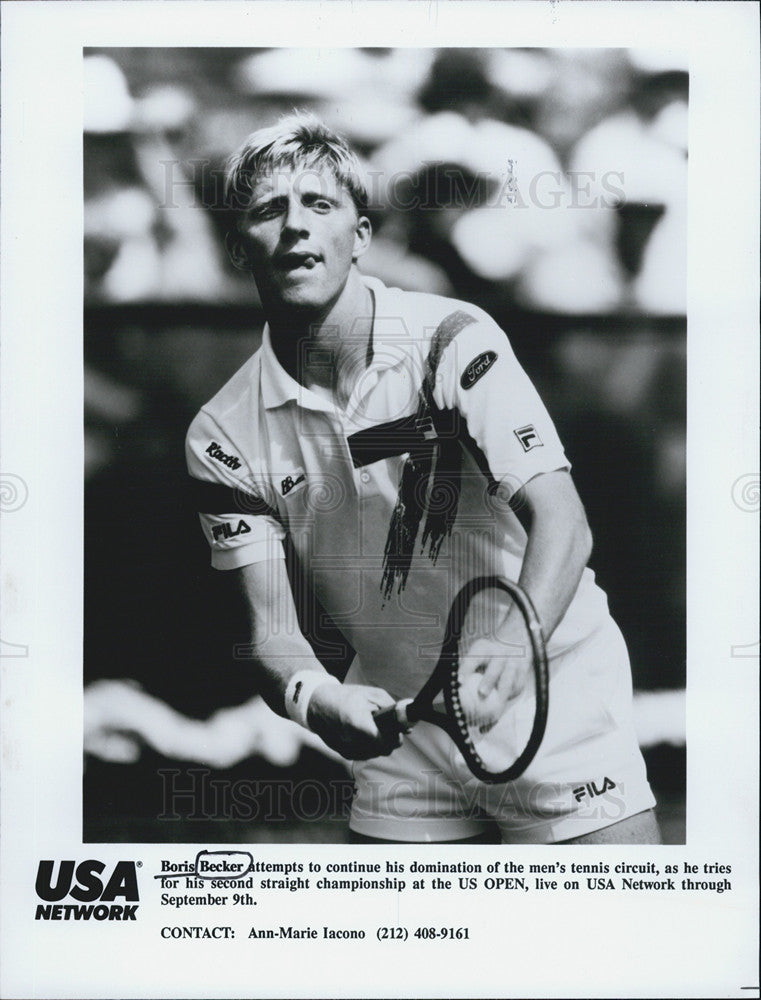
[185,408,286,570]
[432,315,570,497]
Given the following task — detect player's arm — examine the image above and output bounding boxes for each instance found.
[434,316,592,713]
[185,409,398,760]
[512,468,592,641]
[236,559,400,760]
[464,470,592,717]
[437,314,592,638]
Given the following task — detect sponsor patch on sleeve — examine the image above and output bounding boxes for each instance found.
[210,519,252,543]
[514,424,543,451]
[281,469,306,496]
[460,350,498,389]
[206,441,242,470]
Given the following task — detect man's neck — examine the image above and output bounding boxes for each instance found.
[267,269,374,410]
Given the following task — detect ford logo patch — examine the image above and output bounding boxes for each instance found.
[460,350,497,390]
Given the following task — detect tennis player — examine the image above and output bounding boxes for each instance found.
[186,112,660,844]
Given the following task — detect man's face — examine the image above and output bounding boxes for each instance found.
[237,165,371,313]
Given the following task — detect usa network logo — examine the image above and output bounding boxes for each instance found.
[34,860,141,921]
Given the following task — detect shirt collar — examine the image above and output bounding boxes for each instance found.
[259,326,301,410]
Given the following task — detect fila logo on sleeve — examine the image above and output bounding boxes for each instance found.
[211,520,251,541]
[514,424,543,452]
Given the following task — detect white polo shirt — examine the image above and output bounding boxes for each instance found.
[186,276,610,699]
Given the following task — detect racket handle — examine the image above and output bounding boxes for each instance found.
[373,700,413,737]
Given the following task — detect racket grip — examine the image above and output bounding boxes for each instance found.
[373,701,411,737]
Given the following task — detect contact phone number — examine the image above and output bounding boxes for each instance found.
[377,926,470,941]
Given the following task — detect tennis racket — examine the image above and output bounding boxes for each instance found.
[373,576,548,784]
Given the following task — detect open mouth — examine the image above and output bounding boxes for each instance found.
[277,251,322,271]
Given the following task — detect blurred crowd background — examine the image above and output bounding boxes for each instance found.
[83,47,687,843]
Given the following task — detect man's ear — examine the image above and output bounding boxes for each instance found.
[352,215,372,262]
[225,232,252,271]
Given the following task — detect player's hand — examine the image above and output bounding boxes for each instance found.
[457,636,532,733]
[306,683,401,761]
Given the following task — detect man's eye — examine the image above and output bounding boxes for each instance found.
[311,199,332,212]
[248,201,283,221]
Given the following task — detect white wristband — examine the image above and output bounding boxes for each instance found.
[284,671,340,730]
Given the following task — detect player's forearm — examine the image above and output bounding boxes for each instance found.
[247,631,334,718]
[234,562,396,757]
[517,494,592,642]
[247,627,399,761]
[236,560,337,719]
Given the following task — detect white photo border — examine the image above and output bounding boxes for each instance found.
[1,3,758,998]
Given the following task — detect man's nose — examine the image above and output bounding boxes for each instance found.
[283,197,309,235]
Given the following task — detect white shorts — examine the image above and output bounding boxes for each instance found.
[350,618,656,843]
